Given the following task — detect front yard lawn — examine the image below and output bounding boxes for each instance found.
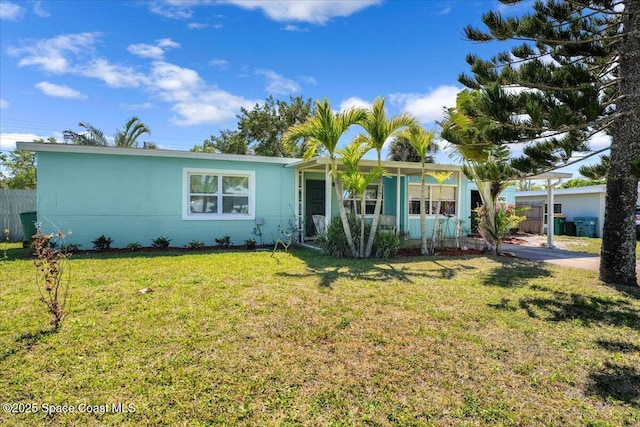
[1,248,639,426]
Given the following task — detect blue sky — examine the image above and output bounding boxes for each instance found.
[0,0,607,174]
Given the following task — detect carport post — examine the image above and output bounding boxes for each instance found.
[547,178,556,249]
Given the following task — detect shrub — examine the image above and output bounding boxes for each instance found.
[92,235,113,251]
[2,228,9,261]
[318,216,401,259]
[33,228,71,330]
[373,231,400,260]
[245,238,257,249]
[63,243,81,253]
[186,240,205,250]
[126,242,141,251]
[215,235,231,249]
[151,236,171,249]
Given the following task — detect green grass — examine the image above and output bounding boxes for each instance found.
[554,236,640,259]
[1,247,639,426]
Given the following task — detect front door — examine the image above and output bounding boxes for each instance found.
[470,190,482,234]
[305,180,326,237]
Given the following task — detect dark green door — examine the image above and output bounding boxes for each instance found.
[305,180,326,237]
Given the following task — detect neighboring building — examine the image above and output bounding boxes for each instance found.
[515,184,640,238]
[18,142,516,249]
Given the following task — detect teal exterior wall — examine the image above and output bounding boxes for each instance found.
[36,151,296,249]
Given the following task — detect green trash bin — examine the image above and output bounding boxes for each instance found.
[19,211,37,246]
[553,216,566,235]
[574,217,598,237]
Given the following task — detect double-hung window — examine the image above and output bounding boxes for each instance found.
[343,184,382,215]
[408,184,457,216]
[183,168,255,220]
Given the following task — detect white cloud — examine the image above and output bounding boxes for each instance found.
[128,44,164,59]
[209,59,228,69]
[171,93,250,126]
[157,38,180,49]
[586,131,611,151]
[1,133,45,151]
[8,32,256,128]
[389,85,461,123]
[147,61,256,125]
[128,38,180,60]
[81,58,149,88]
[33,1,50,17]
[148,1,194,19]
[8,32,101,74]
[221,0,381,24]
[35,81,87,99]
[300,75,316,85]
[188,22,223,29]
[283,24,308,32]
[150,61,202,96]
[0,1,24,21]
[0,98,8,109]
[339,97,371,112]
[149,0,378,24]
[255,69,300,95]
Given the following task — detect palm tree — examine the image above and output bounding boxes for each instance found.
[396,126,435,255]
[283,98,368,258]
[338,140,382,258]
[114,116,151,148]
[387,135,438,163]
[426,171,453,253]
[63,122,108,146]
[354,97,417,257]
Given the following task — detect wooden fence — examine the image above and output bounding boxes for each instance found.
[0,189,37,241]
[516,201,544,234]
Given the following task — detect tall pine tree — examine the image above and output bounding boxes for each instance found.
[460,0,639,286]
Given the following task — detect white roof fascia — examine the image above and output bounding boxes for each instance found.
[515,184,607,197]
[16,142,300,165]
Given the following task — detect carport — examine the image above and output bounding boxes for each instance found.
[518,171,573,249]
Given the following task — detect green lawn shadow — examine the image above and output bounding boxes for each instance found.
[284,248,478,288]
[481,257,553,287]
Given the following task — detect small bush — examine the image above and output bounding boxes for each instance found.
[215,235,231,249]
[186,240,205,250]
[373,231,400,260]
[126,242,141,251]
[317,216,370,258]
[33,228,71,330]
[245,238,256,249]
[318,216,400,259]
[2,228,10,261]
[92,235,113,251]
[151,236,171,249]
[63,243,81,253]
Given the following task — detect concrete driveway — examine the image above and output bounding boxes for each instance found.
[500,242,602,272]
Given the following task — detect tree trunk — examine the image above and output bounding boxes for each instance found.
[420,162,428,255]
[476,179,499,255]
[600,2,640,286]
[364,167,383,258]
[360,197,366,258]
[333,173,358,258]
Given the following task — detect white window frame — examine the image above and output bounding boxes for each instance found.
[343,183,382,217]
[183,168,256,220]
[408,183,458,217]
